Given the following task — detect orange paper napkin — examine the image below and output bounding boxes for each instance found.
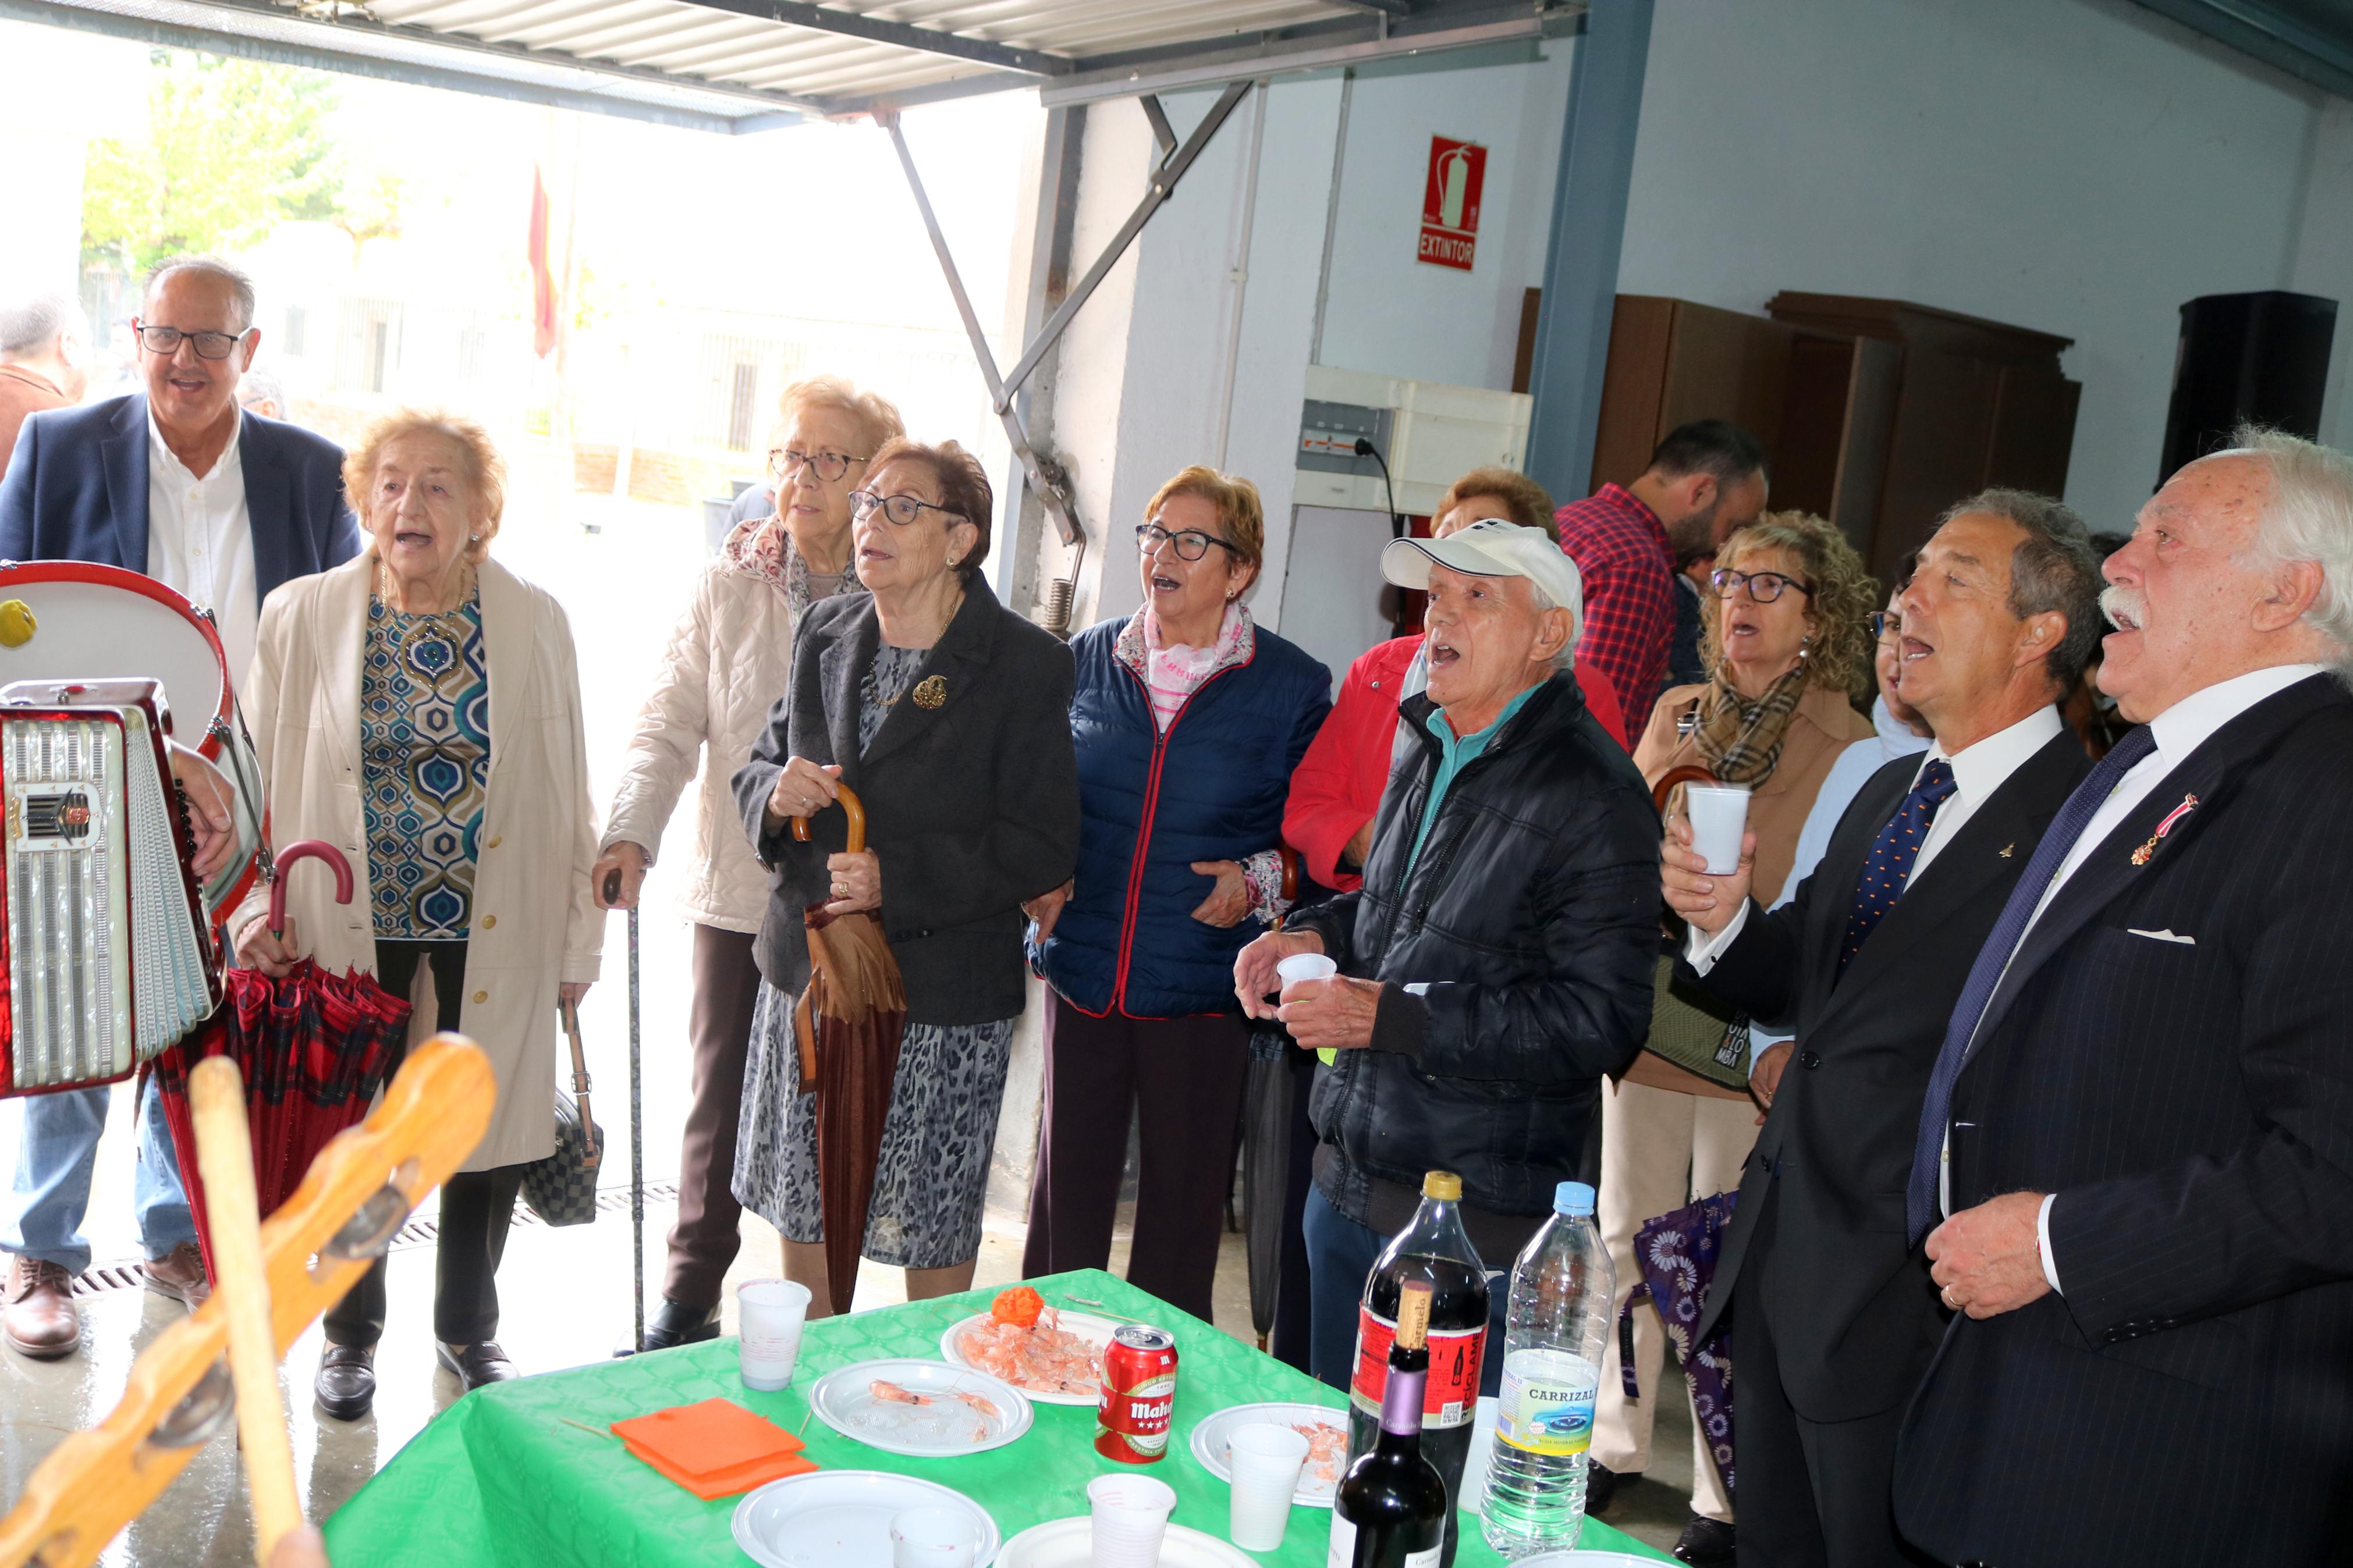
[610,1398,814,1499]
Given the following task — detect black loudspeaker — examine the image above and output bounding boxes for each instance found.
[2160,291,2337,486]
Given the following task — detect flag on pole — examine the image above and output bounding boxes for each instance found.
[529,166,558,358]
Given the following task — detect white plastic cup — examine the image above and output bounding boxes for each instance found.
[1275,952,1337,994]
[1088,1473,1178,1568]
[890,1506,978,1568]
[1226,1423,1310,1551]
[736,1278,812,1392]
[1684,784,1753,875]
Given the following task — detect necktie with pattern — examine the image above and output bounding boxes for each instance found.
[1903,723,2159,1243]
[1836,758,1958,982]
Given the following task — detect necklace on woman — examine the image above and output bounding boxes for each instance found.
[377,557,473,614]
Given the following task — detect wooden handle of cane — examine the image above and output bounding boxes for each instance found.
[1651,764,1720,815]
[187,1058,301,1566]
[0,1038,497,1568]
[789,781,867,854]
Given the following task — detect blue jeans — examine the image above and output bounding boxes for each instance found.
[1303,1184,1508,1398]
[1,1078,195,1273]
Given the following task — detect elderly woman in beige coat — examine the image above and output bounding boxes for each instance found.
[231,408,601,1419]
[590,375,902,1352]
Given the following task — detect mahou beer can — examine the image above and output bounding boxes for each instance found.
[1094,1323,1179,1463]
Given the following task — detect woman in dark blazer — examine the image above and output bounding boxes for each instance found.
[731,438,1078,1313]
[1020,465,1331,1322]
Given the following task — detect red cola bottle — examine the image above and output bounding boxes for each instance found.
[1346,1171,1490,1567]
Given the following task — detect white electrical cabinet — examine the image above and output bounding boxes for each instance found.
[1293,364,1533,517]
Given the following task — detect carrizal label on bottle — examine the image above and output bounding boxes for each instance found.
[1493,1349,1599,1456]
[1326,1517,1442,1568]
[1351,1307,1482,1428]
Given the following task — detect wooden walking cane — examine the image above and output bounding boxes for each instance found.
[0,1037,496,1568]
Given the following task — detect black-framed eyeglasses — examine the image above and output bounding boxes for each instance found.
[1871,611,1902,639]
[851,489,963,528]
[1135,522,1239,563]
[769,447,867,482]
[1711,568,1813,604]
[131,320,250,361]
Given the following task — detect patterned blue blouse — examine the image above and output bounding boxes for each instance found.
[361,588,491,940]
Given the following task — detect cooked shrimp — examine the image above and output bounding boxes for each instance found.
[869,1380,929,1405]
[1293,1421,1347,1487]
[952,1390,1002,1421]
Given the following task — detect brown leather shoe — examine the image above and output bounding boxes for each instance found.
[143,1243,211,1310]
[3,1254,81,1359]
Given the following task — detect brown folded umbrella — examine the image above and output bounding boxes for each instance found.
[790,783,907,1316]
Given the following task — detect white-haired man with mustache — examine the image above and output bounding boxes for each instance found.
[1891,428,2353,1567]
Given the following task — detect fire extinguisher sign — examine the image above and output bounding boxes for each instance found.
[1417,136,1486,271]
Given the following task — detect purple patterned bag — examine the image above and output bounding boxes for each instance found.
[1617,1189,1738,1503]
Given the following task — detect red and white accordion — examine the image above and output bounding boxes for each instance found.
[0,677,222,1094]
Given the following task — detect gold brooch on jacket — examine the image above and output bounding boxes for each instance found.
[913,674,947,710]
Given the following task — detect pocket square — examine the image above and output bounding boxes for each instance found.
[2126,927,2196,945]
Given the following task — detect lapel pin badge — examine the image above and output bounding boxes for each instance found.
[912,674,948,710]
[1999,843,2014,859]
[2131,794,2199,866]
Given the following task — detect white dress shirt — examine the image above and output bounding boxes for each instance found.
[1688,702,2065,973]
[145,406,258,695]
[1971,664,2325,1292]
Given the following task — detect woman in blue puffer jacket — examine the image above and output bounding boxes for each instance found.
[1020,465,1330,1321]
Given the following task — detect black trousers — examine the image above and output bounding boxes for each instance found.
[1020,991,1250,1323]
[324,940,524,1348]
[1735,1185,1936,1568]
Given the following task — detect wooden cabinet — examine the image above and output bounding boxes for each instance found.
[1765,293,2079,577]
[1591,292,2081,579]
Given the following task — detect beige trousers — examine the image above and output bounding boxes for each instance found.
[1592,1075,1758,1523]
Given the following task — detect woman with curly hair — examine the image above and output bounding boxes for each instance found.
[1587,510,1876,1558]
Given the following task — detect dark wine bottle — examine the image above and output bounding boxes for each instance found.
[1330,1281,1450,1568]
[1347,1171,1490,1566]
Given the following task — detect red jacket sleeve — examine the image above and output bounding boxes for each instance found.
[1575,660,1628,753]
[1284,641,1408,892]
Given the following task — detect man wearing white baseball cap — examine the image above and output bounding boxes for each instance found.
[1237,518,1660,1398]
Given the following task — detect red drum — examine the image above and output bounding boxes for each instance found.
[0,561,263,913]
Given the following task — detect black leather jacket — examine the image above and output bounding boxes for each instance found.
[1289,671,1658,1233]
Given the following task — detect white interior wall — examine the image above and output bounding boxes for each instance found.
[1617,0,2353,535]
[1044,44,1581,637]
[1037,0,2353,642]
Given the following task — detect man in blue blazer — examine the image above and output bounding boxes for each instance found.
[0,255,357,1362]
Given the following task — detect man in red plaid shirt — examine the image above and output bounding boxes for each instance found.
[1554,420,1770,746]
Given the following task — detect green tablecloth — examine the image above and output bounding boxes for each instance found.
[324,1270,1669,1566]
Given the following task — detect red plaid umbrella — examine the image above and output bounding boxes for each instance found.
[151,841,413,1281]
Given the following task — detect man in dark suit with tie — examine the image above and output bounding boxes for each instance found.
[1897,430,2353,1566]
[0,255,356,1362]
[1662,490,2103,1566]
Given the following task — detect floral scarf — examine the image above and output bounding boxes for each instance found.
[719,515,852,623]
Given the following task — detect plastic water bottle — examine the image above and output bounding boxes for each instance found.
[1476,1181,1615,1556]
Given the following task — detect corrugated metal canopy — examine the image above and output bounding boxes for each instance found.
[6,0,1584,133]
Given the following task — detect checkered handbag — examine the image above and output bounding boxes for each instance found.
[520,997,603,1226]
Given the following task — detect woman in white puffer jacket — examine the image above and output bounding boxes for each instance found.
[591,374,903,1349]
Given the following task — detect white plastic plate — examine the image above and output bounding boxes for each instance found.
[1186,1401,1350,1509]
[938,1308,1124,1406]
[806,1358,1034,1458]
[732,1470,1000,1568]
[995,1517,1258,1568]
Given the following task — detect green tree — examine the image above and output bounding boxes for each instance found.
[80,51,342,276]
